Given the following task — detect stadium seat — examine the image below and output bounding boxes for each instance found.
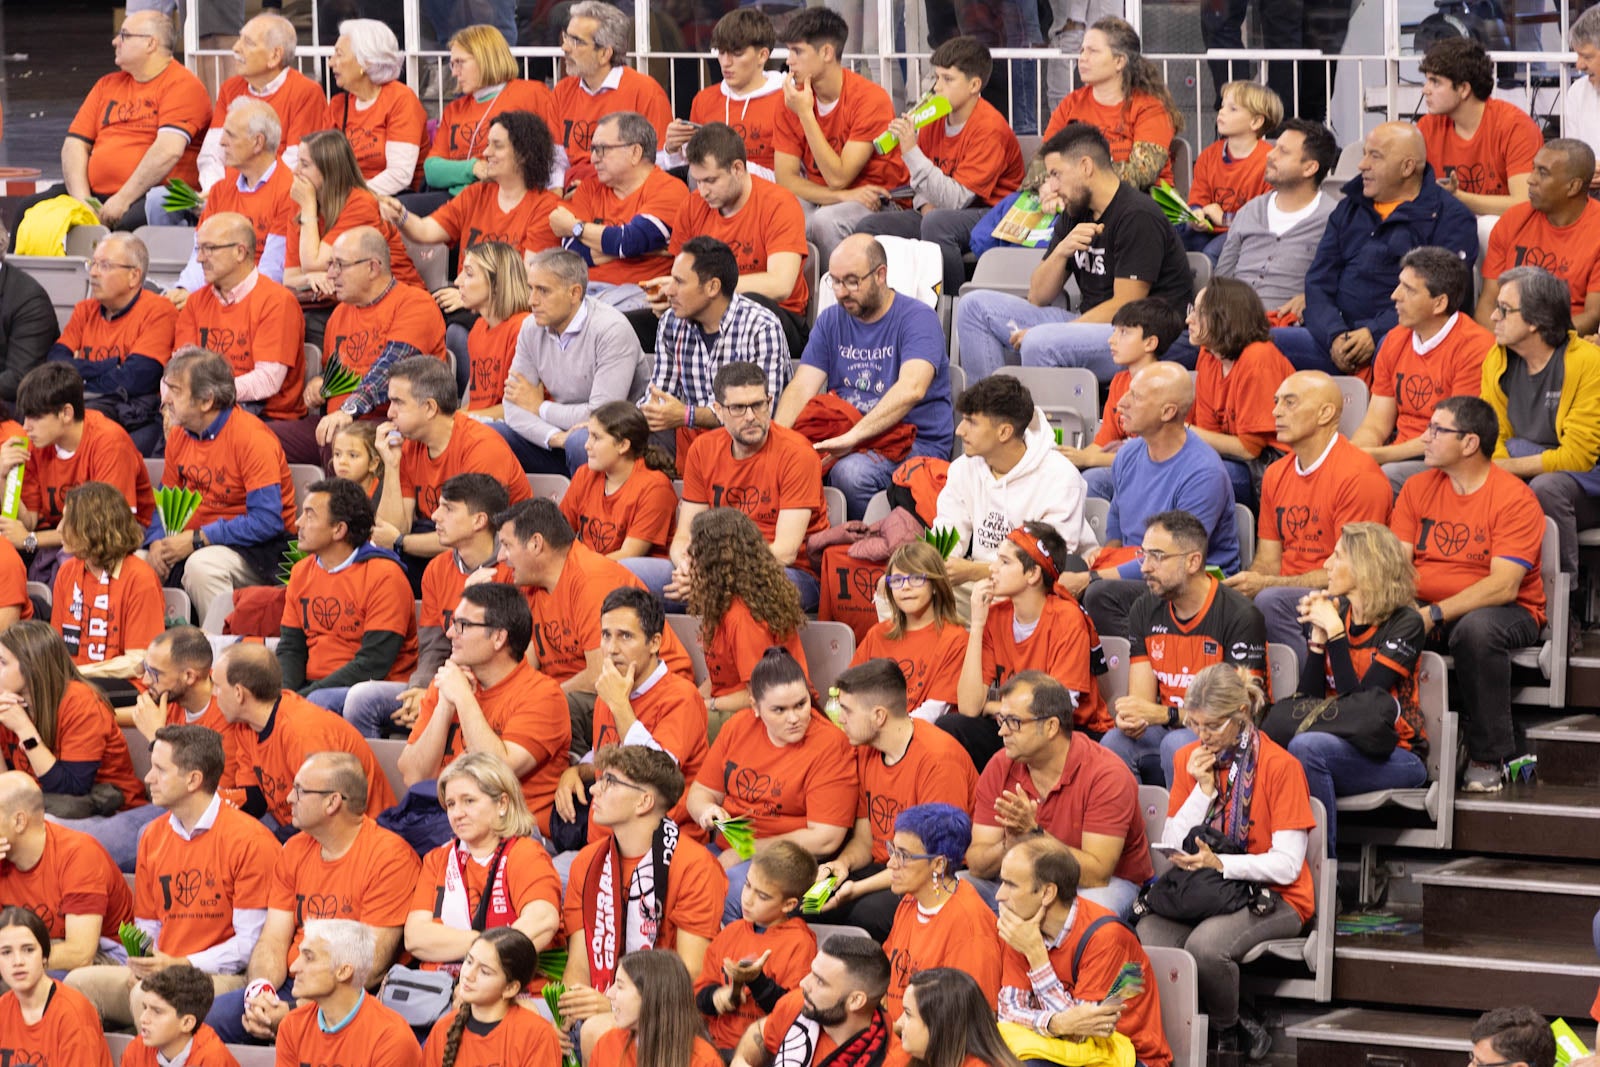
[1146,945,1210,1067]
[1332,375,1369,438]
[145,458,164,486]
[289,463,325,510]
[862,490,892,524]
[1099,634,1130,707]
[526,474,570,502]
[665,614,708,686]
[27,580,51,614]
[368,737,409,803]
[304,342,322,382]
[1266,642,1298,705]
[64,223,108,258]
[1140,783,1173,878]
[125,726,152,780]
[10,254,89,329]
[1235,502,1255,570]
[806,240,821,324]
[957,246,1046,300]
[799,620,856,696]
[132,224,195,290]
[1085,497,1109,545]
[402,231,450,292]
[823,486,846,527]
[1186,251,1211,292]
[163,587,192,624]
[1240,797,1334,1002]
[994,366,1100,447]
[201,590,233,635]
[1169,136,1194,195]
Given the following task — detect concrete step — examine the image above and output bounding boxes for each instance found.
[1289,1007,1476,1067]
[1414,856,1600,946]
[1527,714,1600,787]
[1453,781,1600,860]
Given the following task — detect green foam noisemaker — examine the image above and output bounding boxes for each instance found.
[873,94,953,154]
[0,436,25,520]
[1554,1019,1590,1067]
[801,874,839,915]
[1106,960,1145,1001]
[162,178,203,215]
[715,816,756,860]
[541,982,580,1066]
[119,921,152,958]
[923,525,960,559]
[1150,182,1206,228]
[537,945,567,981]
[320,352,363,399]
[277,540,308,585]
[155,486,203,534]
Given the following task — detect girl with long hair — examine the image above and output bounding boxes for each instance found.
[560,401,678,560]
[1042,16,1184,190]
[0,907,113,1067]
[593,950,722,1067]
[852,541,967,720]
[285,128,421,297]
[451,241,530,418]
[897,968,1023,1067]
[422,928,561,1067]
[686,508,809,724]
[322,18,428,195]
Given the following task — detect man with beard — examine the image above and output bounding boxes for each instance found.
[732,934,894,1067]
[774,234,952,519]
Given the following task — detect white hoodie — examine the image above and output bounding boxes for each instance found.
[664,70,787,180]
[934,407,1099,564]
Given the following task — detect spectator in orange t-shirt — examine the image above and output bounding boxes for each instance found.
[895,968,1023,1067]
[420,928,564,1066]
[597,949,726,1067]
[0,905,114,1067]
[663,10,785,181]
[124,628,243,798]
[687,648,856,923]
[280,477,419,713]
[322,20,427,195]
[1042,17,1181,191]
[194,14,326,192]
[277,919,423,1067]
[1180,81,1280,261]
[118,963,237,1067]
[773,8,910,267]
[851,544,969,717]
[1476,139,1600,338]
[735,936,893,1067]
[1418,38,1543,216]
[552,2,673,191]
[0,539,27,628]
[450,241,530,418]
[562,402,676,560]
[284,133,422,302]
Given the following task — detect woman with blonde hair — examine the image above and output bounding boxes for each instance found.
[323,18,428,195]
[1273,522,1428,854]
[851,541,966,721]
[452,241,531,417]
[284,128,421,297]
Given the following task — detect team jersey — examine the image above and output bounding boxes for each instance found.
[704,597,809,701]
[1312,599,1428,751]
[0,821,132,943]
[566,168,690,285]
[55,291,178,367]
[1187,138,1271,222]
[421,1005,563,1066]
[852,620,967,716]
[276,993,422,1067]
[427,180,562,261]
[286,186,421,288]
[431,79,561,163]
[0,680,145,809]
[226,690,397,826]
[410,834,561,972]
[464,312,527,410]
[884,880,1000,1020]
[553,66,673,188]
[914,98,1025,205]
[695,917,818,1049]
[1371,315,1496,443]
[1043,87,1176,187]
[1418,98,1542,196]
[681,424,829,576]
[856,718,977,864]
[323,81,428,187]
[590,666,709,832]
[324,279,448,376]
[1482,198,1600,317]
[1128,579,1268,709]
[399,411,532,522]
[0,981,114,1067]
[671,174,809,315]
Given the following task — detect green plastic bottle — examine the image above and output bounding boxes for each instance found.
[1,437,26,520]
[873,94,953,154]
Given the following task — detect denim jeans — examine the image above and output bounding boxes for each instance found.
[622,557,821,614]
[1270,326,1340,374]
[305,687,353,715]
[829,452,898,521]
[1082,465,1114,502]
[342,680,409,738]
[491,420,589,476]
[953,290,1118,383]
[1256,586,1309,667]
[1286,730,1427,854]
[207,981,295,1045]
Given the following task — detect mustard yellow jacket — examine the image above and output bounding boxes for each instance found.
[1481,330,1600,473]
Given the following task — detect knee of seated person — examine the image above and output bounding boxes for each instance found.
[1445,608,1514,652]
[1285,729,1339,764]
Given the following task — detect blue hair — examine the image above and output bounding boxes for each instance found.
[893,802,972,865]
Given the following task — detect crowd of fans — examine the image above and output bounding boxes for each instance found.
[2,2,1600,1066]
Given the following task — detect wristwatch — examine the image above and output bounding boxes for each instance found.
[192,530,205,552]
[21,735,39,751]
[21,533,36,553]
[396,534,408,556]
[1428,603,1444,627]
[570,220,585,239]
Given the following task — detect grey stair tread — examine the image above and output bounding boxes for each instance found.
[1336,927,1600,974]
[1288,1007,1477,1049]
[1414,855,1600,894]
[1455,781,1600,816]
[1526,714,1600,743]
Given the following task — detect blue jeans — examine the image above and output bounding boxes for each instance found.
[1222,457,1255,508]
[954,290,1119,383]
[305,687,353,715]
[56,803,167,873]
[1101,724,1186,787]
[491,421,589,476]
[1286,731,1427,855]
[207,981,295,1045]
[1256,586,1308,667]
[344,680,409,738]
[1270,326,1339,374]
[829,452,897,520]
[622,557,821,614]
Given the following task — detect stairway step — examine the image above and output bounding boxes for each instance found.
[1414,856,1600,894]
[1453,782,1600,859]
[1335,927,1600,1016]
[1416,857,1600,944]
[1525,714,1600,743]
[1289,1008,1477,1067]
[1528,715,1600,787]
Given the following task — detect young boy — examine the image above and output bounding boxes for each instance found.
[122,965,236,1067]
[694,841,820,1051]
[1182,81,1282,258]
[1418,36,1543,215]
[665,10,786,180]
[857,35,1026,297]
[1059,298,1186,501]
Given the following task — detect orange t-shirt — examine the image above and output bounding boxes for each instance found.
[281,550,419,682]
[1371,315,1495,443]
[999,896,1172,1067]
[51,554,165,667]
[276,993,423,1067]
[419,552,514,632]
[525,542,695,683]
[227,690,398,827]
[68,60,212,192]
[1193,340,1295,454]
[0,981,114,1067]
[199,162,297,261]
[0,539,27,621]
[400,411,532,522]
[697,707,857,839]
[428,181,562,261]
[210,68,327,144]
[269,816,421,965]
[773,69,910,194]
[1392,464,1547,627]
[561,458,677,557]
[422,1005,563,1066]
[566,168,690,285]
[1483,198,1600,316]
[695,917,818,1049]
[323,81,429,187]
[161,406,297,536]
[408,660,571,834]
[464,312,526,411]
[1168,735,1315,922]
[884,881,1000,1020]
[120,1023,237,1067]
[688,83,785,175]
[22,408,155,528]
[324,279,448,375]
[135,800,280,957]
[916,99,1025,205]
[704,597,809,700]
[1095,368,1134,447]
[852,620,967,716]
[553,67,673,188]
[410,835,561,971]
[562,832,727,957]
[1044,87,1176,187]
[856,718,977,865]
[590,666,709,831]
[671,174,810,316]
[981,595,1112,734]
[1258,435,1392,576]
[287,186,421,289]
[175,275,308,421]
[431,79,562,162]
[682,424,830,577]
[592,1028,724,1067]
[161,694,244,802]
[57,290,178,367]
[0,681,145,809]
[1187,138,1272,221]
[1418,98,1543,196]
[0,821,132,942]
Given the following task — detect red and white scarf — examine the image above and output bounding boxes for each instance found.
[438,838,515,975]
[581,819,678,991]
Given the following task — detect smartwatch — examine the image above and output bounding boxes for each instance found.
[1428,603,1444,627]
[192,530,205,552]
[21,736,39,751]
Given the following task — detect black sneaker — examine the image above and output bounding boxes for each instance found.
[1236,1016,1272,1062]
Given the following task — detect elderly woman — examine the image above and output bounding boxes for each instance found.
[1480,264,1600,576]
[323,18,429,195]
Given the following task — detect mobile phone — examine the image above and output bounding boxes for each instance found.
[1151,844,1186,856]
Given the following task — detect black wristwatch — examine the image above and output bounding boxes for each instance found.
[1428,603,1444,627]
[192,530,205,552]
[21,735,39,751]
[396,534,407,556]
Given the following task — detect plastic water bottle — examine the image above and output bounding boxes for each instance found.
[1,438,26,520]
[823,687,843,726]
[873,94,953,154]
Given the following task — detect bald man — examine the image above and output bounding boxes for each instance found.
[1274,123,1478,379]
[774,234,952,518]
[195,13,327,191]
[1225,371,1393,660]
[174,212,307,426]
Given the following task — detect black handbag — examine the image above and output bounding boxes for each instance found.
[1261,689,1400,761]
[1136,826,1275,923]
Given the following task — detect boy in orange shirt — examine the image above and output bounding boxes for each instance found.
[1181,81,1281,260]
[665,10,786,180]
[1418,37,1543,216]
[695,841,819,1051]
[122,964,238,1067]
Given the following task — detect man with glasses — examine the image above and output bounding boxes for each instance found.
[966,672,1152,920]
[627,360,828,611]
[398,582,569,845]
[551,0,672,191]
[47,232,175,453]
[775,234,951,520]
[195,15,326,194]
[1104,510,1267,787]
[130,627,242,793]
[174,212,306,427]
[204,749,418,1045]
[1392,396,1547,793]
[211,642,396,838]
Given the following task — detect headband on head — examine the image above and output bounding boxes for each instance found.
[1006,528,1060,588]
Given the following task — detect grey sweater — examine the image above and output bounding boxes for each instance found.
[1215,191,1338,309]
[504,297,646,448]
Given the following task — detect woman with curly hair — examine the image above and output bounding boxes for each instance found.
[421,927,561,1067]
[851,541,967,721]
[685,507,810,729]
